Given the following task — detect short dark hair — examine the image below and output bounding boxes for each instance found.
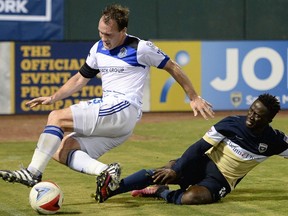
[258,93,280,119]
[102,4,129,31]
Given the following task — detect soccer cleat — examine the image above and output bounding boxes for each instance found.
[131,185,169,197]
[0,168,42,187]
[95,170,112,203]
[94,162,121,203]
[106,162,121,191]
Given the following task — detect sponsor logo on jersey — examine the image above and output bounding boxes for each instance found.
[258,143,268,153]
[99,67,125,73]
[226,139,255,160]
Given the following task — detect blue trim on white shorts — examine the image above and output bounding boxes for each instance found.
[99,100,130,116]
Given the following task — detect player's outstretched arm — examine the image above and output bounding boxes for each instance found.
[26,96,54,108]
[163,60,214,120]
[26,72,90,108]
[189,96,214,120]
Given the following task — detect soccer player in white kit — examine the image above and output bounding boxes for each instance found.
[0,4,214,197]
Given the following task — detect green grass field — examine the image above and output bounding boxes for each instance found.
[0,114,288,216]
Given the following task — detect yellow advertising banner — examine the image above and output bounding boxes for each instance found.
[150,41,201,111]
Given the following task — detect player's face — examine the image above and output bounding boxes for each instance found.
[246,100,271,133]
[98,16,127,50]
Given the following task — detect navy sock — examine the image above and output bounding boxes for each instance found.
[110,169,154,196]
[163,189,184,204]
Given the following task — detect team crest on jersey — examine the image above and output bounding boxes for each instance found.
[258,143,268,153]
[118,47,127,58]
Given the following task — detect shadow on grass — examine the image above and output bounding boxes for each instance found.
[50,188,288,211]
[65,196,164,208]
[225,188,288,202]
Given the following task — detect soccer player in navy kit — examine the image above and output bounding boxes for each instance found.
[96,94,288,205]
[0,4,214,196]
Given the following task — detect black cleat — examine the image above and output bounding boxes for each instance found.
[0,168,41,187]
[94,162,121,203]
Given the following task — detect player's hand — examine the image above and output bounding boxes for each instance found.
[26,96,53,108]
[152,168,177,184]
[190,96,214,120]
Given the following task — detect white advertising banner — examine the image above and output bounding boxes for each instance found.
[0,42,13,114]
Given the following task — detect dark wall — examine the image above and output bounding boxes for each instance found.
[64,0,288,41]
[246,0,288,39]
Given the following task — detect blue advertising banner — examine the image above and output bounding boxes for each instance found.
[14,41,101,114]
[202,41,288,110]
[0,0,64,41]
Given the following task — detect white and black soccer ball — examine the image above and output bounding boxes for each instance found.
[29,181,64,215]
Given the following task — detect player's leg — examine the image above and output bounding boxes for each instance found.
[0,107,74,187]
[55,134,130,176]
[53,134,81,164]
[52,134,110,175]
[157,157,230,205]
[61,98,137,176]
[95,159,179,203]
[129,183,213,205]
[28,107,74,175]
[178,185,212,204]
[53,133,123,198]
[83,99,139,201]
[55,98,139,201]
[128,156,228,205]
[52,99,106,174]
[87,134,133,201]
[95,168,156,203]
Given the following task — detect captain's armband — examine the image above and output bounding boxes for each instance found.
[79,63,100,78]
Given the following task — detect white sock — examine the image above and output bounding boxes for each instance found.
[67,150,108,175]
[28,126,64,176]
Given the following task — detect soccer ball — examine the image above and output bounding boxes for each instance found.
[29,181,64,215]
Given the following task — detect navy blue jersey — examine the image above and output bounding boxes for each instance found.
[204,115,288,190]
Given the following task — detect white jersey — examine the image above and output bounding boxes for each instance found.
[85,34,170,108]
[70,35,170,159]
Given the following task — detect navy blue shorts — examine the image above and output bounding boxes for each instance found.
[174,155,231,202]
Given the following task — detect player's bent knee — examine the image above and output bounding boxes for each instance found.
[47,110,61,123]
[53,136,80,164]
[181,186,213,205]
[47,109,72,129]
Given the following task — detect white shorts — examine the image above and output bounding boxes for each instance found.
[69,97,140,159]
